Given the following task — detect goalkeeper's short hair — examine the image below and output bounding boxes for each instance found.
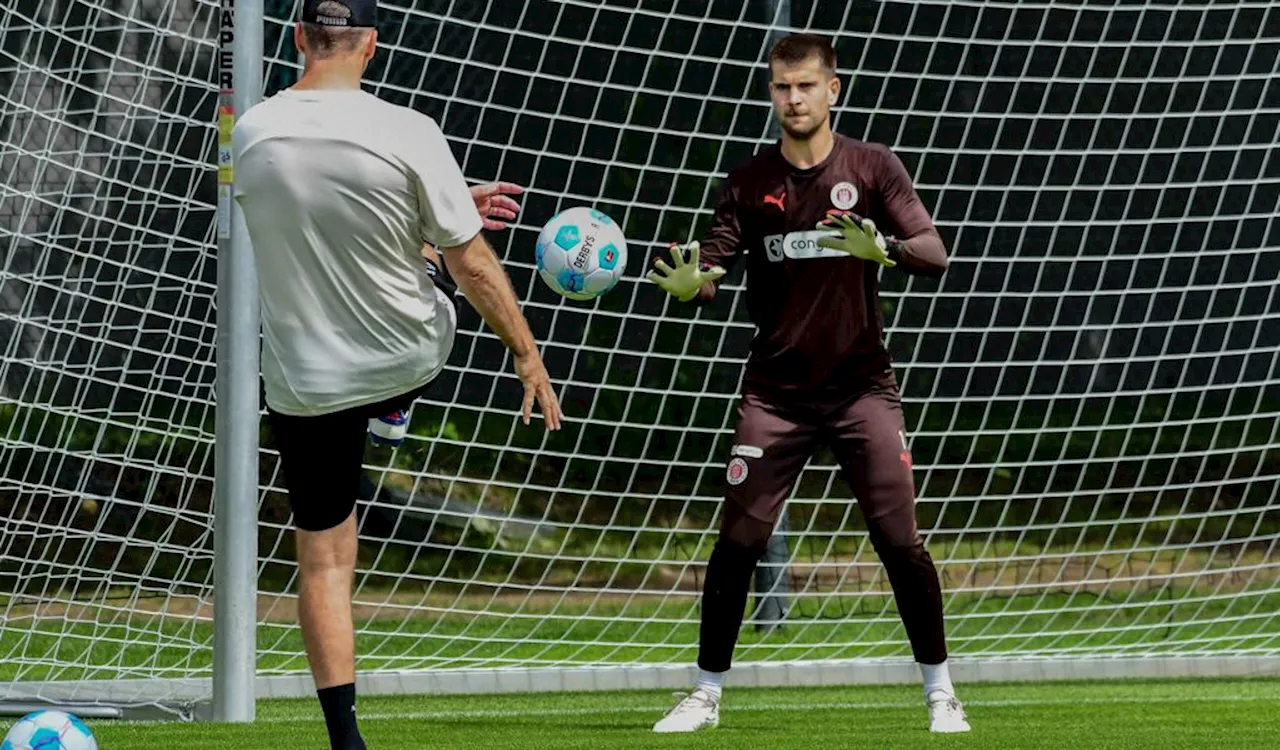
[769,33,837,76]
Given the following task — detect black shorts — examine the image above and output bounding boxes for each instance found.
[266,257,458,532]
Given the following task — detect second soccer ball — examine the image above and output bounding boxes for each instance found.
[2,710,98,750]
[535,206,627,301]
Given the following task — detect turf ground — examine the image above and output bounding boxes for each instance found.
[8,586,1280,681]
[14,678,1276,750]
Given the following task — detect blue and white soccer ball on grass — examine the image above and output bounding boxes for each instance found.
[2,710,97,750]
[535,206,627,301]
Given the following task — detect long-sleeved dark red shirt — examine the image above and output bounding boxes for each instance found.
[695,134,948,395]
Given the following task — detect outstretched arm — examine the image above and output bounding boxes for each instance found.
[649,180,743,304]
[440,233,562,430]
[408,117,561,430]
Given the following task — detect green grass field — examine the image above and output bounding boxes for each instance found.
[14,678,1276,749]
[7,554,1278,748]
[6,585,1280,682]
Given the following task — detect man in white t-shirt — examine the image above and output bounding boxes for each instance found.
[231,2,561,747]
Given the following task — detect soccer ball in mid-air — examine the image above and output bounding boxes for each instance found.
[535,206,627,301]
[2,710,97,750]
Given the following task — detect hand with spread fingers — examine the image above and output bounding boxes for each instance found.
[816,211,897,268]
[646,241,727,302]
[469,181,524,231]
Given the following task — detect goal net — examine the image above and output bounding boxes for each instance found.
[2,0,1277,717]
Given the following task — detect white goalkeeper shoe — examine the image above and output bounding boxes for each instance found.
[652,688,720,733]
[927,690,971,733]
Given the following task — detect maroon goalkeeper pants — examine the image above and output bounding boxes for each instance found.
[715,372,947,665]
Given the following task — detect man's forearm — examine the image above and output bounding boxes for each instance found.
[889,229,949,278]
[441,234,536,358]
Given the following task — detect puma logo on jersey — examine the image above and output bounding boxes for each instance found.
[763,191,786,211]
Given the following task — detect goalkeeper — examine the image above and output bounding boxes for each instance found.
[647,33,967,735]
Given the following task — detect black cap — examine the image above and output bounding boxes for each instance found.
[302,0,377,28]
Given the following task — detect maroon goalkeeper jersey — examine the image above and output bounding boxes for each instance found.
[696,134,947,395]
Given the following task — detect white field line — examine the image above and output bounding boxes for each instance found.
[99,693,1279,727]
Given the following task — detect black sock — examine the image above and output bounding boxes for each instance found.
[697,539,764,673]
[317,683,366,750]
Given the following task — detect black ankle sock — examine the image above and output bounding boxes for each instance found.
[317,683,366,750]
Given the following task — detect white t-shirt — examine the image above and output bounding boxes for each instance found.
[232,88,483,416]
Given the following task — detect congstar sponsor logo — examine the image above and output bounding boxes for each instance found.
[763,230,848,261]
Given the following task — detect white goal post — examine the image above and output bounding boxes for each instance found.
[1,0,1278,722]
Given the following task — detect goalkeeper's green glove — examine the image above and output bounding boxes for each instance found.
[816,211,898,268]
[646,241,726,302]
